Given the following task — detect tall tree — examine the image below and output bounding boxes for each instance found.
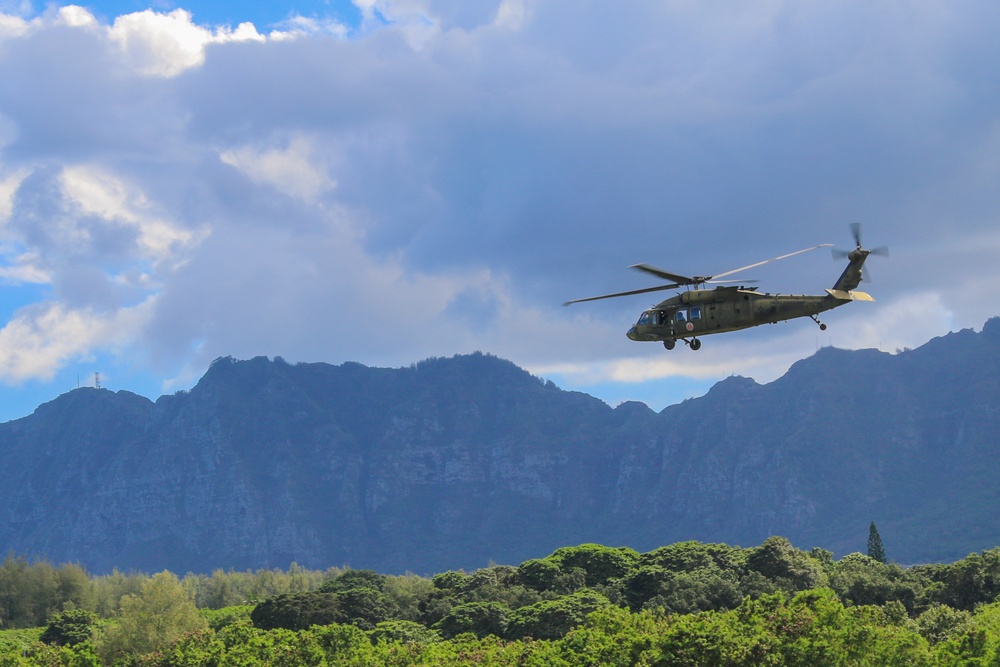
[868,522,887,563]
[95,571,207,663]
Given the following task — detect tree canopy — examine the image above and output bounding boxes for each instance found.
[8,538,1000,665]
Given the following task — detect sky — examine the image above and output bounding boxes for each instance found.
[1,1,1000,423]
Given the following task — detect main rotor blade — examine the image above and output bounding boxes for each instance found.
[563,282,681,306]
[630,264,694,284]
[710,243,833,281]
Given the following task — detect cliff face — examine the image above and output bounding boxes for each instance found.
[3,321,1000,574]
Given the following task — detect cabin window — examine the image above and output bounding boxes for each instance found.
[690,306,702,320]
[676,310,687,323]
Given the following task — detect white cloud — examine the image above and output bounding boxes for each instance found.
[0,299,153,382]
[0,252,48,284]
[55,5,97,28]
[267,15,349,40]
[0,12,30,38]
[220,136,334,202]
[108,8,265,77]
[493,0,526,30]
[59,165,205,265]
[0,167,26,221]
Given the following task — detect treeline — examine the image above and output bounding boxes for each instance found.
[5,538,1000,664]
[0,557,335,629]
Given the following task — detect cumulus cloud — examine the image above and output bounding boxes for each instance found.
[1,0,1000,416]
[0,299,153,381]
[220,135,334,201]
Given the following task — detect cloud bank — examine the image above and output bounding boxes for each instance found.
[1,1,999,410]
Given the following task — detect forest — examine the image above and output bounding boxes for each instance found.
[4,534,1000,665]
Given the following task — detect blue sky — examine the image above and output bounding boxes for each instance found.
[1,1,999,423]
[84,0,362,29]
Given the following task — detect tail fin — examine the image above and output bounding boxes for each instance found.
[832,249,869,291]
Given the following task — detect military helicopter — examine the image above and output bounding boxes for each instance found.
[564,224,886,350]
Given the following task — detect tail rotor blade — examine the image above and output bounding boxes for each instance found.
[850,222,863,248]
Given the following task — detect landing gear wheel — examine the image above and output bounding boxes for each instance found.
[690,338,702,351]
[810,314,827,331]
[820,323,827,331]
[663,339,676,350]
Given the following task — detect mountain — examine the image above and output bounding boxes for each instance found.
[3,320,1000,574]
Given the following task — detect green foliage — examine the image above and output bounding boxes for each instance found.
[431,570,468,591]
[180,564,333,609]
[915,604,972,645]
[17,538,1000,665]
[550,544,640,588]
[381,573,436,622]
[932,599,1000,664]
[433,601,509,639]
[640,540,748,574]
[518,558,560,591]
[39,609,98,646]
[335,587,400,630]
[869,521,888,563]
[250,587,398,632]
[506,589,611,640]
[917,547,1000,610]
[0,556,95,629]
[746,536,827,593]
[198,604,253,630]
[644,566,743,615]
[250,592,343,631]
[93,570,207,664]
[319,569,386,593]
[369,619,441,645]
[828,553,924,613]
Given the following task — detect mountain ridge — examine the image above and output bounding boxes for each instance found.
[2,322,1000,574]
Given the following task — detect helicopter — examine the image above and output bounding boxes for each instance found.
[564,224,886,351]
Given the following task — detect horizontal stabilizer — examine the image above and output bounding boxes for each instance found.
[825,289,874,301]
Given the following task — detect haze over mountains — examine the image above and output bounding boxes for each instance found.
[2,319,1000,575]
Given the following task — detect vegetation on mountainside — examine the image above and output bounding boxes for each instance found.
[5,538,1000,664]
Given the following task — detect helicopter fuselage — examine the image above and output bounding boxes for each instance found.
[626,286,871,344]
[564,228,882,351]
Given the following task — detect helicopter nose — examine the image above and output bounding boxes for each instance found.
[627,327,637,341]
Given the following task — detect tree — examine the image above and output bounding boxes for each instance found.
[250,592,343,630]
[40,608,99,647]
[518,559,560,591]
[868,522,887,563]
[746,536,826,592]
[550,544,640,587]
[336,587,399,630]
[433,601,510,639]
[505,590,611,640]
[94,571,207,664]
[369,619,441,645]
[319,569,387,594]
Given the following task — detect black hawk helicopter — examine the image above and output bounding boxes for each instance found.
[564,224,886,350]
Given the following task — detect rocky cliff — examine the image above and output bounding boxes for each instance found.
[3,320,1000,574]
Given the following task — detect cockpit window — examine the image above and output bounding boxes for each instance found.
[637,313,650,325]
